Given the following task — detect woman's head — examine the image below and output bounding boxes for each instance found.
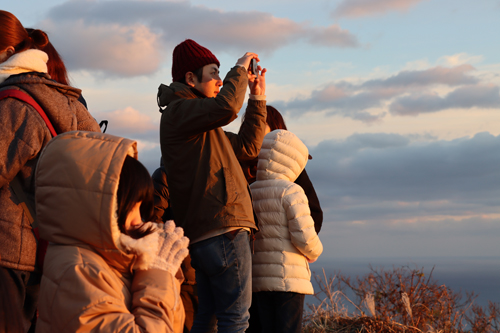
[117,155,155,239]
[266,105,287,132]
[0,11,48,62]
[26,28,69,85]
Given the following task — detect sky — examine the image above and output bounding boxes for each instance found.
[4,0,500,264]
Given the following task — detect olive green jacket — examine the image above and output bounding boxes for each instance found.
[158,66,266,241]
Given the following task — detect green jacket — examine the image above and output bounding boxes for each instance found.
[158,66,267,241]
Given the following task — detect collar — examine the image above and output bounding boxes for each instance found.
[0,49,48,83]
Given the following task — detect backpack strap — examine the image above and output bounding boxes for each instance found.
[0,88,58,229]
[0,88,57,137]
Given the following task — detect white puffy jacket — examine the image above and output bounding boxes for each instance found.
[250,130,323,295]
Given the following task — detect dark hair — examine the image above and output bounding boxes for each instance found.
[241,105,288,131]
[26,28,70,85]
[0,11,48,55]
[239,105,289,184]
[177,66,204,85]
[117,155,155,239]
[266,105,287,131]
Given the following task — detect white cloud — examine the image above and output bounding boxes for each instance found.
[333,0,425,18]
[438,53,484,67]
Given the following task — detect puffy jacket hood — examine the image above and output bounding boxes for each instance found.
[35,131,138,272]
[256,129,309,182]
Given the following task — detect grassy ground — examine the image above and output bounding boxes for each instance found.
[303,266,500,333]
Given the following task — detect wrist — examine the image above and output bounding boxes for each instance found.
[249,94,266,101]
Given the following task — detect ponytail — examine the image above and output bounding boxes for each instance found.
[25,29,49,51]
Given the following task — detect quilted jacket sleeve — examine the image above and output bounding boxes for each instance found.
[282,183,323,261]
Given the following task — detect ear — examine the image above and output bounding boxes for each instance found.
[185,71,196,87]
[1,46,15,57]
[6,46,15,56]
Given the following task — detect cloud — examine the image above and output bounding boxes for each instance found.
[361,65,478,89]
[333,0,425,18]
[389,84,500,115]
[39,0,359,76]
[438,53,484,67]
[41,19,162,77]
[304,24,359,48]
[274,64,498,121]
[92,107,159,141]
[306,132,500,225]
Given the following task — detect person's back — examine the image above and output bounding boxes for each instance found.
[250,129,323,333]
[0,11,100,331]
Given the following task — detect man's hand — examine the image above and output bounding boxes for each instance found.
[249,67,266,96]
[235,52,266,96]
[235,52,259,70]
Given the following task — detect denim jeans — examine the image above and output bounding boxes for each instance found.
[189,230,252,333]
[254,291,305,333]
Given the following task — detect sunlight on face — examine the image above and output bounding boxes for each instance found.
[193,64,222,98]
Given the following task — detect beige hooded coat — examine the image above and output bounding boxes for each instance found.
[250,130,323,295]
[34,131,184,333]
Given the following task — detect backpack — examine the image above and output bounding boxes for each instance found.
[0,87,55,272]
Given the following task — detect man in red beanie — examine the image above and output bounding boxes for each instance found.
[158,39,267,333]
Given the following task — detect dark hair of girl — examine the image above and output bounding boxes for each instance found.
[117,155,155,239]
[265,105,287,131]
[241,105,287,131]
[0,11,48,55]
[26,28,70,86]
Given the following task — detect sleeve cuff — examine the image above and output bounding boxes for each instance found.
[249,94,266,101]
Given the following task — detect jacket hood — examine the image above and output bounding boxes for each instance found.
[35,131,138,272]
[157,82,197,112]
[256,129,309,182]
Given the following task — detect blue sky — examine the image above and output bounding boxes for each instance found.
[5,0,500,262]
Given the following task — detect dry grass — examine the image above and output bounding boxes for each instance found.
[304,266,500,333]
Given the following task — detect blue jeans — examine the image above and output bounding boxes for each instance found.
[254,291,305,333]
[189,230,252,333]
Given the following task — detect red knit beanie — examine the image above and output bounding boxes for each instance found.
[172,39,220,82]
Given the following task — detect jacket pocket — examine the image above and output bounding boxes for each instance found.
[206,167,239,205]
[222,167,239,204]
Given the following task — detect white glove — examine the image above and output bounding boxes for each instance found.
[150,220,189,276]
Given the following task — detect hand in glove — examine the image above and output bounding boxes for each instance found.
[150,220,189,276]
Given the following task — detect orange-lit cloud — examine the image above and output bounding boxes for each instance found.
[38,0,359,77]
[93,107,158,137]
[41,19,162,77]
